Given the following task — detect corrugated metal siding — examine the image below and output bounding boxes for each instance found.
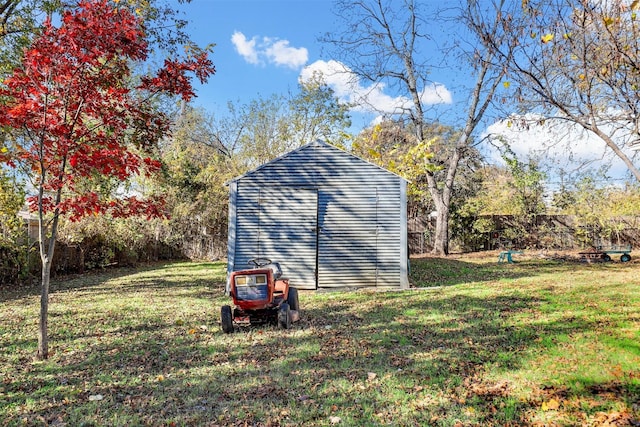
[233,186,318,290]
[229,140,407,289]
[318,189,377,288]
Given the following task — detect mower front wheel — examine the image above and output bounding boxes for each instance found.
[286,287,299,312]
[278,303,291,329]
[221,305,234,334]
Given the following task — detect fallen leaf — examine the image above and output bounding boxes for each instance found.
[329,416,341,424]
[88,394,103,401]
[367,372,377,381]
[541,398,560,411]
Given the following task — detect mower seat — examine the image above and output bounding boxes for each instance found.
[265,262,282,279]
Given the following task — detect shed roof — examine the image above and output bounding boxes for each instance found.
[229,139,408,184]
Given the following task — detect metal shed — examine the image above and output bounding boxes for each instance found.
[227,139,409,291]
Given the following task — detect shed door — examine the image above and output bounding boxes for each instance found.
[317,189,378,288]
[256,187,318,290]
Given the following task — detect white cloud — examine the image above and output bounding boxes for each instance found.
[299,59,357,96]
[265,39,308,69]
[421,84,453,105]
[299,59,452,116]
[231,31,259,65]
[231,31,308,69]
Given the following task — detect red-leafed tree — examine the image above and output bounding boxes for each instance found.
[0,0,214,359]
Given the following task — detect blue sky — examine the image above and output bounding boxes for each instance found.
[177,0,456,131]
[173,0,635,182]
[178,1,343,114]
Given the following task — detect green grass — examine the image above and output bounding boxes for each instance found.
[1,254,639,426]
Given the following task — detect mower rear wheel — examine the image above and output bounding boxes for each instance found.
[221,305,234,333]
[286,287,299,312]
[621,253,632,262]
[278,303,291,329]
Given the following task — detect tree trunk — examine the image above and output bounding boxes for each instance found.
[36,192,60,360]
[37,259,51,360]
[428,146,463,256]
[432,206,450,255]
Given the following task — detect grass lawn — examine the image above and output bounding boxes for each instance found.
[1,253,639,426]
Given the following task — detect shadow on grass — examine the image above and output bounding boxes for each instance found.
[410,255,553,288]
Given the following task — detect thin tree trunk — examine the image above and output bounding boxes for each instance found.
[36,182,61,360]
[37,260,51,359]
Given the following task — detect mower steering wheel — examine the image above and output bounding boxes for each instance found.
[247,258,272,268]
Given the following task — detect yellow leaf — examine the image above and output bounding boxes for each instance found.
[188,328,197,334]
[579,73,586,80]
[506,120,513,128]
[632,0,640,10]
[530,32,537,39]
[541,33,554,43]
[541,398,560,411]
[0,147,7,153]
[503,81,511,89]
[604,16,614,26]
[563,32,571,39]
[156,374,165,382]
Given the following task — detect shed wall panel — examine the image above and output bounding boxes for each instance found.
[233,185,317,290]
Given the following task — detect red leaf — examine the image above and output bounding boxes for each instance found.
[0,0,211,222]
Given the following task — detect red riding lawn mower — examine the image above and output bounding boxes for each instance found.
[221,258,300,333]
